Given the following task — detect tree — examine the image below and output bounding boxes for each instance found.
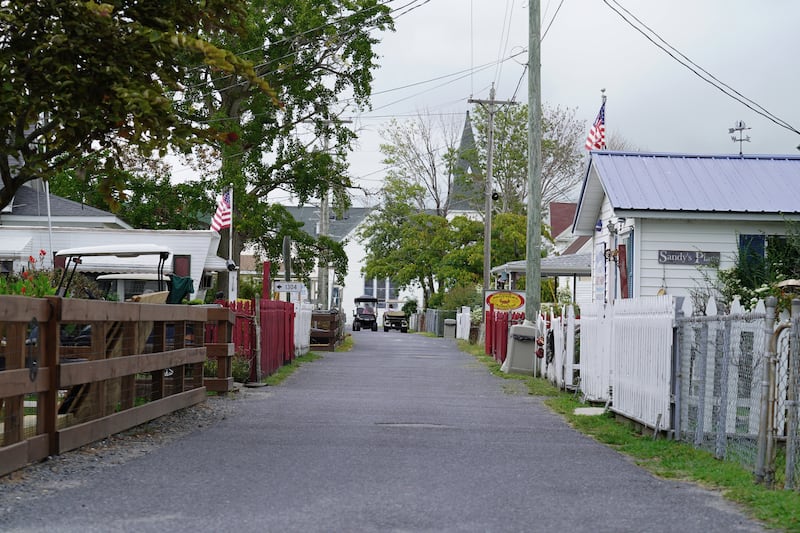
[48,159,213,230]
[178,0,393,259]
[470,103,585,215]
[0,0,274,210]
[378,112,462,217]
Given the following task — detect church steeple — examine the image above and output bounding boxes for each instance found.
[449,111,481,212]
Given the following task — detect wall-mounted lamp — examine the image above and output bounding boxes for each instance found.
[606,217,627,235]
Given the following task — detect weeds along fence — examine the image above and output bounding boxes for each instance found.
[0,295,234,477]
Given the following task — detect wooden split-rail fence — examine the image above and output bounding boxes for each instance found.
[0,295,235,477]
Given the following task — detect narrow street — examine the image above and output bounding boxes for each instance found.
[1,332,764,532]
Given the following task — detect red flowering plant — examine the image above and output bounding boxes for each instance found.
[0,249,57,297]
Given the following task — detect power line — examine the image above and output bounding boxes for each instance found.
[604,0,800,136]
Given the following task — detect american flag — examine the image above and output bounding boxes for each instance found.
[210,191,232,232]
[585,101,606,151]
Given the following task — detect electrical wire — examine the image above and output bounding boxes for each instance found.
[604,0,800,136]
[182,0,430,95]
[493,0,515,88]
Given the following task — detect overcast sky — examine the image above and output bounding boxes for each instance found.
[339,0,800,206]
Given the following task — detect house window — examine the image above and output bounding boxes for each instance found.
[737,234,767,288]
[363,277,399,303]
[363,277,374,297]
[0,260,12,275]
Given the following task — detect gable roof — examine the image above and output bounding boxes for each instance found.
[1,183,131,228]
[574,151,800,233]
[549,202,577,236]
[284,206,371,242]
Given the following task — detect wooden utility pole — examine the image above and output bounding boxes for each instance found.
[469,84,517,291]
[525,0,542,320]
[312,119,351,309]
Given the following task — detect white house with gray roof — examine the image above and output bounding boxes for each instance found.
[0,182,227,300]
[573,151,800,306]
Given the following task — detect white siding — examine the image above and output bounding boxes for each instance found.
[0,226,221,299]
[637,218,788,301]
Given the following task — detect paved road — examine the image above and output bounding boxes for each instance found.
[1,332,765,532]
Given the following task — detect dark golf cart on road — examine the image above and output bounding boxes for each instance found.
[383,305,408,333]
[352,295,379,331]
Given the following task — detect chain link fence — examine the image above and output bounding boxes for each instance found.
[676,299,800,490]
[677,310,767,469]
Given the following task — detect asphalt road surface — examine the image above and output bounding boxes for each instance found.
[1,331,766,532]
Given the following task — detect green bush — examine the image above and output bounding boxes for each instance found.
[231,355,252,383]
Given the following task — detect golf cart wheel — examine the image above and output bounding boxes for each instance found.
[371,322,378,331]
[401,327,408,333]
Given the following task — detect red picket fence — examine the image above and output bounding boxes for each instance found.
[486,308,526,362]
[205,299,295,381]
[259,299,295,377]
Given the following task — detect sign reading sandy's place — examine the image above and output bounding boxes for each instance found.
[657,250,720,266]
[485,291,525,311]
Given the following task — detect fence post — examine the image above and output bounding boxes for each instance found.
[671,297,682,441]
[785,299,800,490]
[755,296,777,484]
[693,318,709,447]
[714,320,732,460]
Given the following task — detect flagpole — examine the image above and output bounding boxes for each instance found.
[228,184,233,265]
[227,184,236,301]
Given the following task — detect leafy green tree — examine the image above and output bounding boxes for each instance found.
[0,0,274,210]
[48,164,213,230]
[177,0,394,277]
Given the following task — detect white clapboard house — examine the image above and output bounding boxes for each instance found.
[572,151,800,304]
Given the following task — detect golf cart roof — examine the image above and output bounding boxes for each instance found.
[56,244,170,258]
[354,295,379,303]
[96,273,162,281]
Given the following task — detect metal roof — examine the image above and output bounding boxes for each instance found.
[574,151,800,233]
[492,254,591,276]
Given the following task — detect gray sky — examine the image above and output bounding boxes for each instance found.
[344,0,800,204]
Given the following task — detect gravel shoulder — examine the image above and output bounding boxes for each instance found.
[0,387,245,511]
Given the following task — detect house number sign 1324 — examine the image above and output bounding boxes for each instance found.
[658,250,720,266]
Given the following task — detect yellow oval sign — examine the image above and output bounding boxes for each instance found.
[486,292,524,311]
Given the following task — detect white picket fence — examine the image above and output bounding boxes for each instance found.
[294,302,314,355]
[577,296,675,429]
[455,306,471,341]
[538,307,580,390]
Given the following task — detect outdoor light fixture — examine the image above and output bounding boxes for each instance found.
[606,217,626,235]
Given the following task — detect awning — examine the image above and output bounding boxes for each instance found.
[0,236,32,259]
[203,255,228,272]
[491,254,592,277]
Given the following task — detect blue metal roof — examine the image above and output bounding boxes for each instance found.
[592,151,800,213]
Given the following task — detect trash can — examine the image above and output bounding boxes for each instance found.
[443,318,457,339]
[502,322,539,375]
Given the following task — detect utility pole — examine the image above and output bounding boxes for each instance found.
[469,84,517,291]
[525,0,542,320]
[312,119,351,309]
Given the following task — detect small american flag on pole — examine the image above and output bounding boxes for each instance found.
[210,191,232,232]
[585,100,606,151]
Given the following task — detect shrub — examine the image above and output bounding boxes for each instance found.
[231,355,251,383]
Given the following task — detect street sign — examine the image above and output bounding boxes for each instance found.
[273,281,304,293]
